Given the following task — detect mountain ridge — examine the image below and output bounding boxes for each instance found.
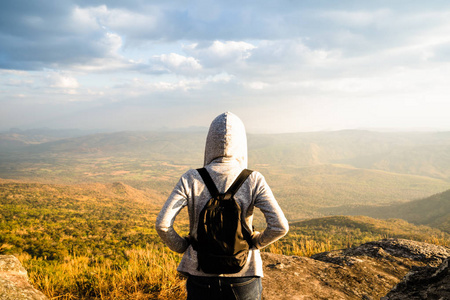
[4,129,450,182]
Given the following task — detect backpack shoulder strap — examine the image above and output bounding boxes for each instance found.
[197,168,253,199]
[226,169,254,246]
[224,169,253,200]
[197,168,219,198]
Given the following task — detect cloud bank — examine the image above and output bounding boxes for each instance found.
[1,0,450,132]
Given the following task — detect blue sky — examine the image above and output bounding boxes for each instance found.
[1,0,450,133]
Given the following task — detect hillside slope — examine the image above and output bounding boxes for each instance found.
[268,215,450,256]
[260,164,449,220]
[0,180,169,260]
[2,180,448,262]
[321,189,450,233]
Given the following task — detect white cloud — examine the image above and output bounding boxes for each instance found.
[184,41,256,67]
[103,32,123,55]
[71,5,105,32]
[46,72,80,89]
[73,4,161,41]
[150,53,202,76]
[252,39,338,64]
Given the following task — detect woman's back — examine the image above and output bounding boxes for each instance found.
[156,112,289,299]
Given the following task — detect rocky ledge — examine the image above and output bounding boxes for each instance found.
[0,255,48,300]
[382,257,450,299]
[261,238,450,300]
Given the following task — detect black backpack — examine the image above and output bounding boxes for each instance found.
[192,168,253,274]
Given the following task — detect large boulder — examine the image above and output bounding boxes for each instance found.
[0,255,48,300]
[261,238,450,300]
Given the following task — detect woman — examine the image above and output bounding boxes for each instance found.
[156,112,289,300]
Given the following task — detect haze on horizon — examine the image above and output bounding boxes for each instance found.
[1,1,450,134]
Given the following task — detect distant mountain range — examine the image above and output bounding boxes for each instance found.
[2,129,450,179]
[0,128,111,150]
[247,130,450,180]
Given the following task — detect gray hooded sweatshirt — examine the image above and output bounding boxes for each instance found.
[155,112,289,277]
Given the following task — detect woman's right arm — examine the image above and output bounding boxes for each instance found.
[155,175,190,253]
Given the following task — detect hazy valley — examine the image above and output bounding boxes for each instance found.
[2,129,450,217]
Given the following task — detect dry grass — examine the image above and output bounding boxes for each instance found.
[18,243,186,300]
[17,235,450,299]
[17,239,338,299]
[265,239,333,257]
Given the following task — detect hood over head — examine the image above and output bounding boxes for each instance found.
[204,112,248,169]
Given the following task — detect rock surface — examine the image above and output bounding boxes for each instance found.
[382,257,450,299]
[261,238,450,300]
[0,255,48,300]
